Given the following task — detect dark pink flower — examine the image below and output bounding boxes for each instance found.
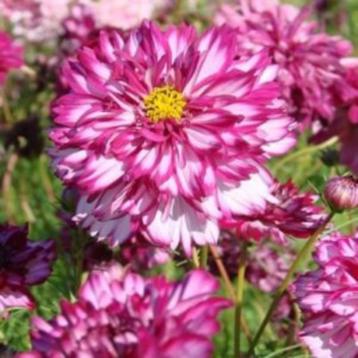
[50,22,295,255]
[0,31,23,84]
[20,265,231,357]
[228,181,326,244]
[0,0,72,42]
[62,3,96,45]
[0,225,55,312]
[118,235,171,271]
[215,0,352,130]
[246,243,294,293]
[209,231,294,292]
[312,61,358,175]
[292,231,358,358]
[208,232,295,334]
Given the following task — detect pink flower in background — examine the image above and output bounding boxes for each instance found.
[21,266,231,357]
[312,60,358,175]
[82,235,170,271]
[50,22,295,254]
[215,0,352,130]
[209,231,294,291]
[118,235,171,271]
[0,0,170,43]
[62,3,96,45]
[246,243,294,293]
[0,31,23,84]
[82,0,172,31]
[292,231,358,358]
[229,181,326,244]
[0,225,55,312]
[0,0,72,42]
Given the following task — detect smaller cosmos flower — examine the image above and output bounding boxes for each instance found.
[312,60,358,175]
[0,0,72,42]
[0,31,23,85]
[291,231,358,358]
[20,265,231,357]
[72,232,170,272]
[215,0,352,130]
[208,231,295,337]
[0,225,55,312]
[324,175,358,212]
[78,0,172,31]
[246,243,294,293]
[118,235,171,272]
[62,3,96,48]
[0,0,170,43]
[226,181,326,244]
[209,231,294,291]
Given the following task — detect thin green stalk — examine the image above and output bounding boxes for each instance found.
[209,245,252,343]
[264,344,302,358]
[1,84,13,123]
[209,245,236,299]
[247,213,334,357]
[273,137,337,173]
[200,245,208,268]
[2,152,18,223]
[192,247,200,268]
[234,242,248,358]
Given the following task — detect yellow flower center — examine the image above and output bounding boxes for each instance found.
[144,85,186,123]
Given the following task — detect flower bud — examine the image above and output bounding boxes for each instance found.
[324,175,358,212]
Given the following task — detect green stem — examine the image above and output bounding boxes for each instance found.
[1,84,13,123]
[209,245,252,343]
[192,247,200,268]
[247,212,334,357]
[264,344,302,358]
[235,242,248,358]
[273,137,337,173]
[209,245,236,299]
[200,245,208,268]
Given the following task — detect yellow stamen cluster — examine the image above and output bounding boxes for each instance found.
[144,85,186,123]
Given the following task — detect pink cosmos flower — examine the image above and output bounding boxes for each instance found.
[80,0,171,31]
[208,231,295,335]
[246,243,294,293]
[0,0,72,42]
[292,231,358,358]
[228,181,326,244]
[0,0,170,43]
[50,22,295,255]
[20,265,231,357]
[0,31,23,84]
[83,235,170,272]
[312,60,358,175]
[0,225,55,312]
[60,187,170,271]
[210,231,294,291]
[118,235,171,271]
[215,0,352,130]
[62,3,96,46]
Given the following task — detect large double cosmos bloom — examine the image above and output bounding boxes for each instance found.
[50,21,295,255]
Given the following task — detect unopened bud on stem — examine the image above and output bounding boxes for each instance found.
[324,175,358,212]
